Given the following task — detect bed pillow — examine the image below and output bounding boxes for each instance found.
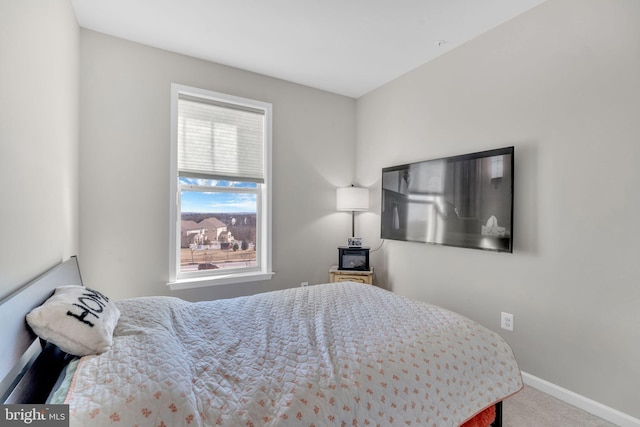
[26,286,120,356]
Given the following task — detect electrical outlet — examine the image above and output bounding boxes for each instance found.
[501,312,514,331]
[301,281,309,287]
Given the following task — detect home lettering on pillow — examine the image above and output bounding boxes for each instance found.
[66,288,111,328]
[27,285,120,356]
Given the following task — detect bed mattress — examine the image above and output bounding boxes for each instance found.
[64,282,522,426]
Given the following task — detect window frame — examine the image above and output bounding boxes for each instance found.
[168,84,273,290]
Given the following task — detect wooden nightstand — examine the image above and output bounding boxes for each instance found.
[329,265,374,285]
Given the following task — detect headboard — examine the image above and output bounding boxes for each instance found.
[0,256,83,403]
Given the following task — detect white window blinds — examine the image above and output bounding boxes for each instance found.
[177,95,265,183]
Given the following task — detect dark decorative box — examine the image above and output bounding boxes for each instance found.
[338,246,370,271]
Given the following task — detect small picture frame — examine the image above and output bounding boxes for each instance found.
[347,237,362,247]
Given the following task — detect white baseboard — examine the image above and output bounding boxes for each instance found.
[521,371,640,427]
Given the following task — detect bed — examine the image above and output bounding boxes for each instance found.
[1,257,522,426]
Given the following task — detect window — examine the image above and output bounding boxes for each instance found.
[168,84,273,289]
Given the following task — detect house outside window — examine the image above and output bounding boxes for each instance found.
[168,84,273,289]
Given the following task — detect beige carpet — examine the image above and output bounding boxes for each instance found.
[502,386,618,427]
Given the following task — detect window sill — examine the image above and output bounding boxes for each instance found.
[167,271,274,291]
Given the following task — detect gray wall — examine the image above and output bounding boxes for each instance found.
[0,1,79,300]
[356,0,640,418]
[79,30,356,301]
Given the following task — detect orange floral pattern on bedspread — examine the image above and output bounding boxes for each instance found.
[65,283,522,426]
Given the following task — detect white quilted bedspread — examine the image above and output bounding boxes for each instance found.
[65,283,522,426]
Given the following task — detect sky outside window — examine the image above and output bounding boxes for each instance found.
[181,190,256,214]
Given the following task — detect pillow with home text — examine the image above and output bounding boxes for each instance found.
[26,286,120,356]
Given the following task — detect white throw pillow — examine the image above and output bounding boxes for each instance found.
[26,286,120,356]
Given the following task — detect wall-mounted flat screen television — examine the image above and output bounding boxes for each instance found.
[381,146,514,253]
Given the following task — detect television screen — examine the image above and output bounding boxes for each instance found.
[381,147,514,252]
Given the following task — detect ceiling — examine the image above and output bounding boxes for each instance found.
[70,0,545,98]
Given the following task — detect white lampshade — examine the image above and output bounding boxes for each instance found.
[336,186,369,212]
